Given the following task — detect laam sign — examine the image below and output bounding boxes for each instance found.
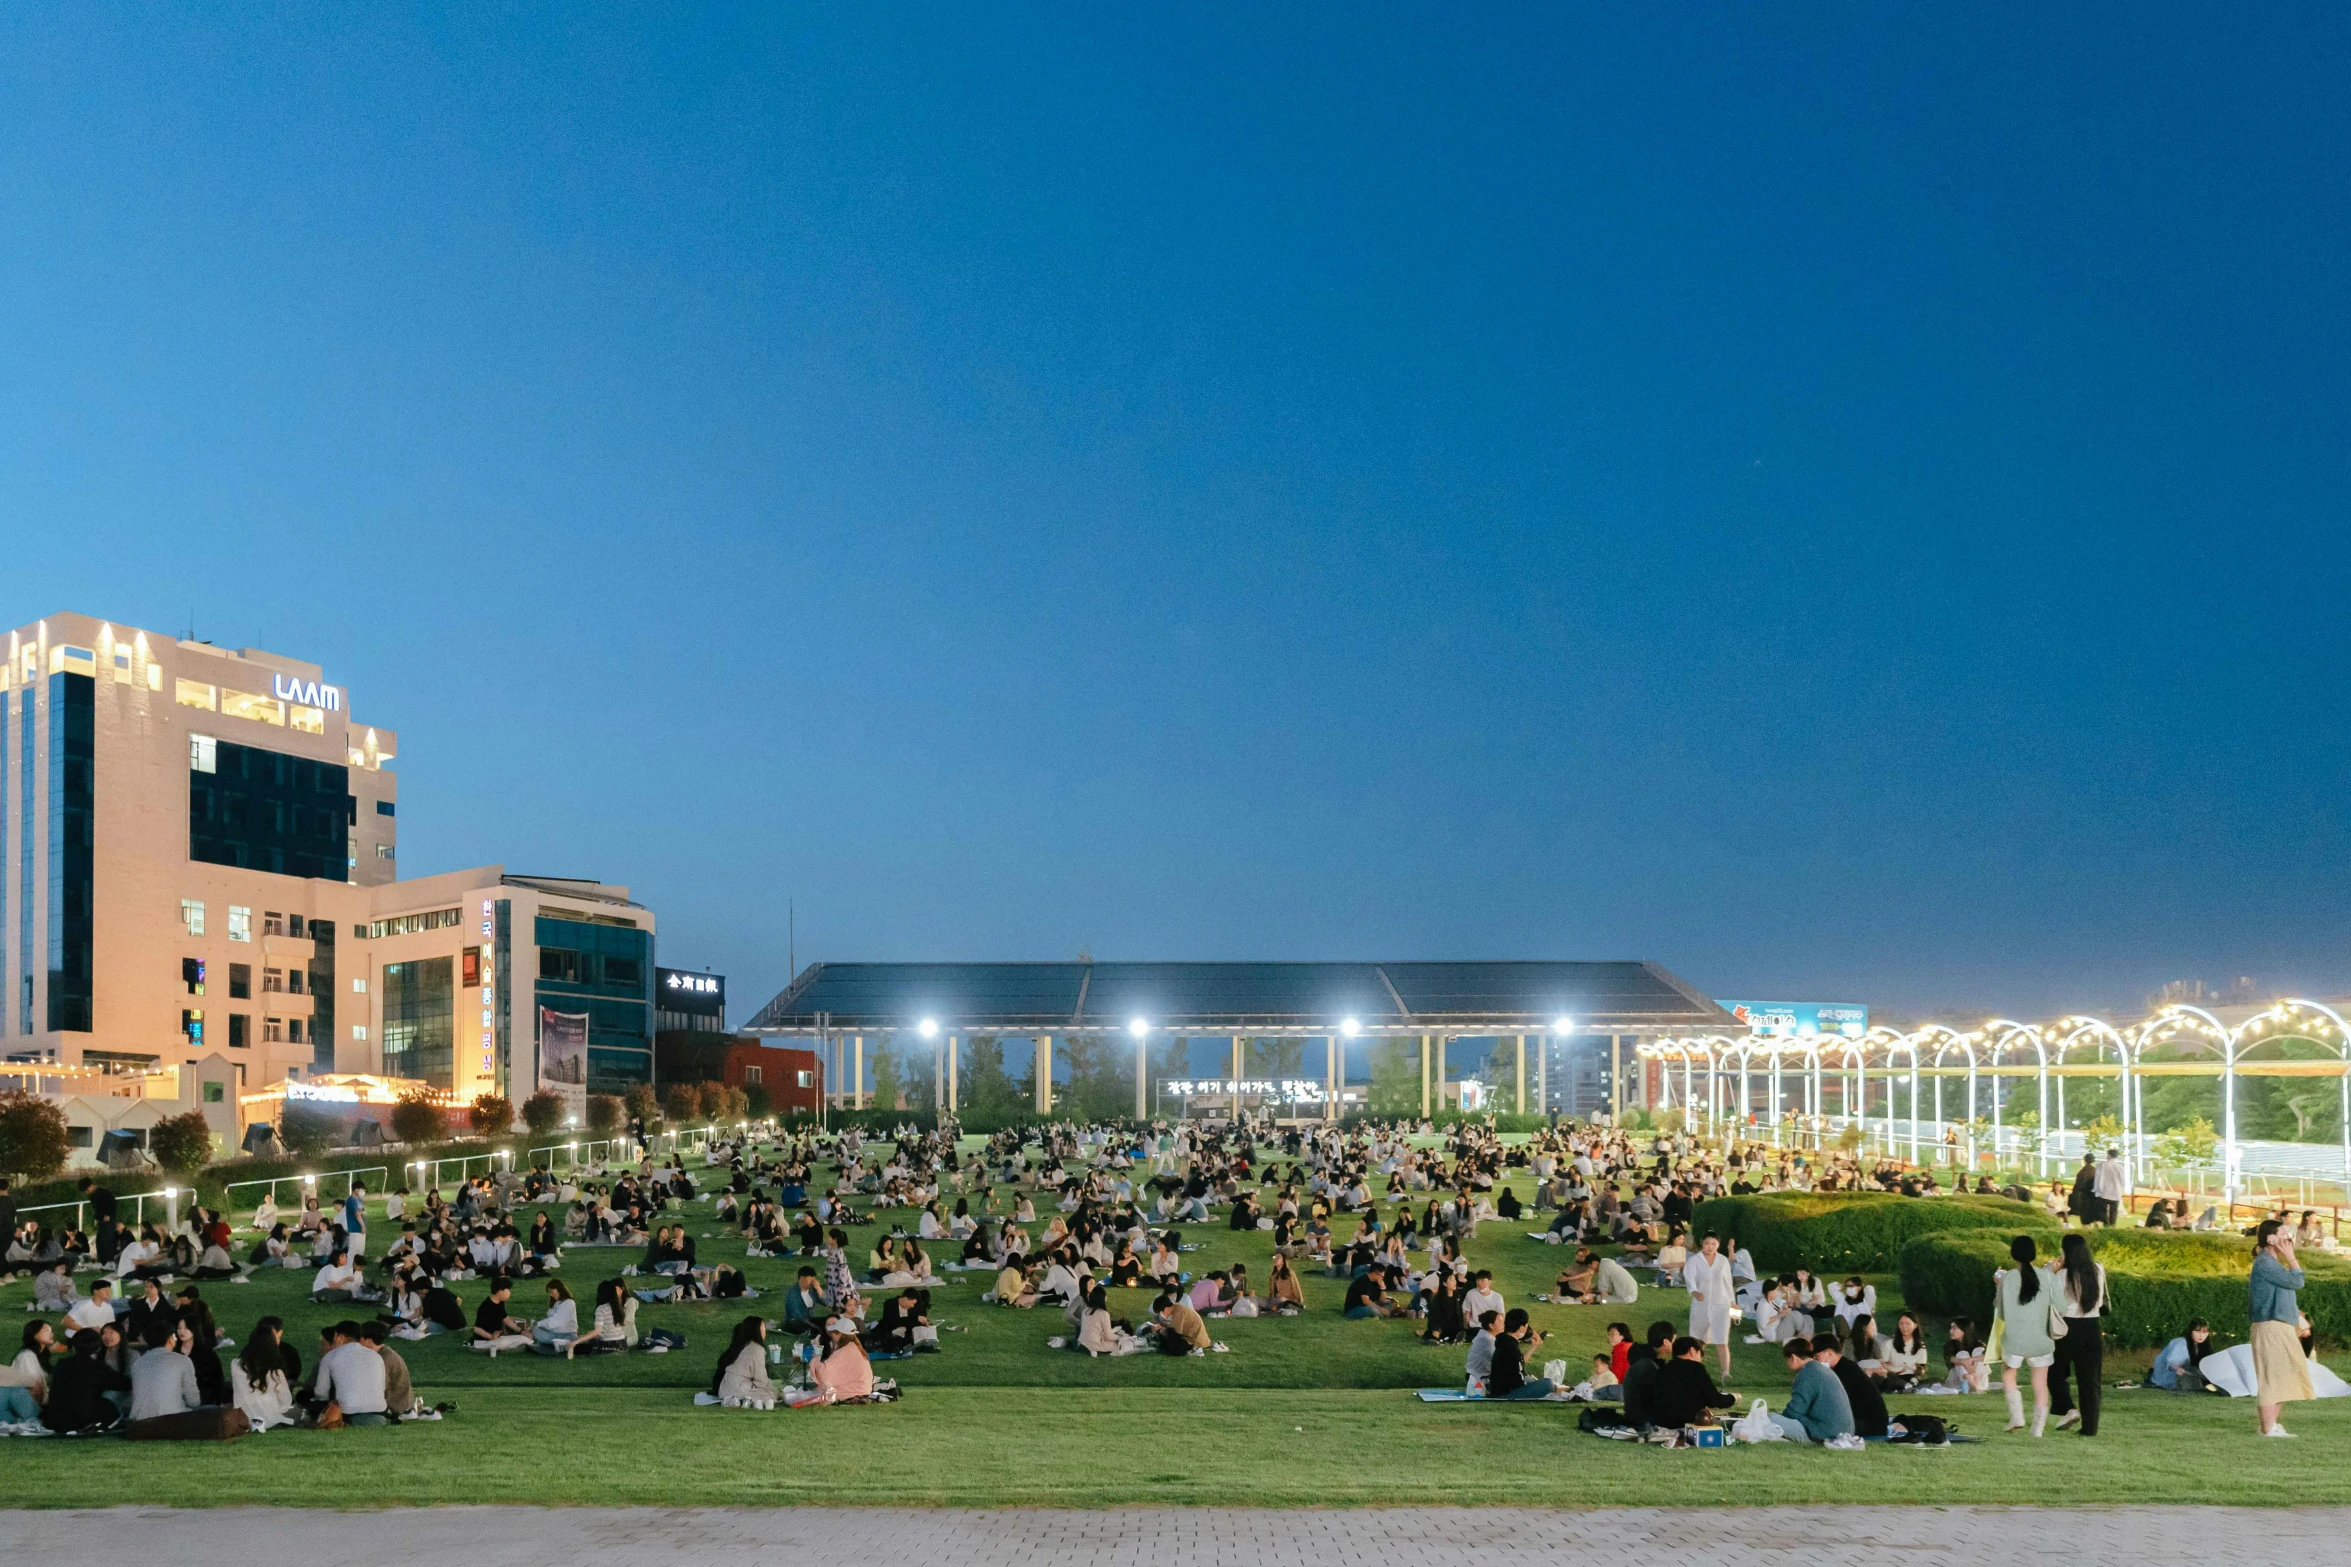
[270,672,342,712]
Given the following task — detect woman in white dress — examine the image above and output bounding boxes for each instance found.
[1683,1234,1737,1378]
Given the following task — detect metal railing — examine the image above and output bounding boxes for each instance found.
[18,1187,185,1233]
[222,1164,388,1218]
[394,1150,513,1191]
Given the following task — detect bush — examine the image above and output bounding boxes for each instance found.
[0,1092,71,1182]
[468,1093,514,1137]
[585,1094,624,1136]
[148,1111,216,1175]
[1691,1190,2054,1275]
[743,1083,772,1119]
[389,1091,447,1146]
[521,1091,566,1139]
[1898,1227,2351,1348]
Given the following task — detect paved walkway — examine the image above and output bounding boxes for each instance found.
[4,1506,2339,1566]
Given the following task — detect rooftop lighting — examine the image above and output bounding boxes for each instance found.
[918,1017,939,1038]
[1552,1016,1575,1035]
[1128,1016,1149,1038]
[1341,1017,1362,1038]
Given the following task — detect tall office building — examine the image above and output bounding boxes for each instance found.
[2,613,656,1133]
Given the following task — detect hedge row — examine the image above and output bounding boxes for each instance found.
[1690,1191,2054,1275]
[1896,1228,2351,1348]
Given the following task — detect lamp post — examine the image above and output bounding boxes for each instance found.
[1129,1017,1150,1120]
[1340,1017,1362,1124]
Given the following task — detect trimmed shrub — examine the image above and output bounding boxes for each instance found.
[468,1093,514,1137]
[520,1091,566,1139]
[1898,1227,2351,1348]
[585,1094,624,1136]
[389,1091,447,1146]
[0,1091,72,1182]
[1692,1191,2054,1275]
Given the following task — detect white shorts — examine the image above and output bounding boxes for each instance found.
[2003,1351,2054,1370]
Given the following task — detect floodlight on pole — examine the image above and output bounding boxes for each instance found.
[1341,1017,1362,1038]
[1553,1016,1575,1035]
[918,1017,939,1039]
[1128,1016,1149,1039]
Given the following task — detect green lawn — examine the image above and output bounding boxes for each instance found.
[6,1151,2347,1508]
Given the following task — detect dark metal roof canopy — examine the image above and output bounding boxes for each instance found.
[744,960,1733,1036]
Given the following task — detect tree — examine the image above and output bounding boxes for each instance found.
[1365,1039,1421,1117]
[0,1091,71,1181]
[960,1037,1022,1125]
[710,1083,750,1123]
[390,1090,446,1146]
[521,1091,566,1138]
[662,1081,706,1125]
[468,1093,514,1137]
[585,1094,624,1136]
[623,1083,662,1133]
[867,1046,902,1113]
[278,1105,336,1157]
[149,1110,215,1174]
[742,1083,771,1119]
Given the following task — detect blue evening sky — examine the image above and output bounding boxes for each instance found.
[4,8,2346,1027]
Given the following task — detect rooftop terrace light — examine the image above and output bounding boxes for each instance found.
[1340,1017,1362,1038]
[917,1017,939,1039]
[1128,1016,1149,1038]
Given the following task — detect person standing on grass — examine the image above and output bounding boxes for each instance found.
[2048,1232,2107,1435]
[1993,1234,2062,1436]
[1683,1234,1735,1379]
[2093,1147,2127,1226]
[2249,1218,2311,1438]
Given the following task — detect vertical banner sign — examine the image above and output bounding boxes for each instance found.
[477,900,497,1084]
[539,1005,589,1121]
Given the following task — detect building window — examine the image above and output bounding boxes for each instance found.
[351,1024,367,1041]
[287,969,305,996]
[352,977,368,994]
[228,963,251,999]
[228,906,251,943]
[264,968,284,993]
[181,1008,203,1045]
[189,735,217,773]
[67,1125,92,1149]
[175,679,217,711]
[289,705,325,734]
[181,957,205,995]
[181,899,205,937]
[264,911,285,936]
[381,956,455,1087]
[540,948,579,982]
[742,1063,763,1086]
[287,1017,304,1045]
[796,1070,814,1088]
[376,800,395,817]
[201,1080,225,1104]
[218,689,286,726]
[228,1012,249,1049]
[363,908,460,939]
[376,844,395,859]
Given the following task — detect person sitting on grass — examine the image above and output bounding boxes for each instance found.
[566,1278,630,1358]
[1267,1251,1306,1316]
[1461,1269,1505,1326]
[1769,1337,1854,1444]
[311,1249,373,1305]
[1485,1309,1554,1400]
[357,1320,418,1416]
[992,1255,1040,1308]
[1464,1309,1500,1391]
[1653,1335,1735,1426]
[2148,1318,2215,1392]
[811,1317,876,1400]
[312,1320,390,1426]
[1150,1290,1217,1356]
[713,1315,777,1407]
[1617,1320,1676,1428]
[1585,1352,1621,1401]
[783,1268,830,1333]
[232,1317,298,1431]
[1344,1264,1400,1319]
[1420,1269,1466,1344]
[1817,1335,1887,1437]
[42,1328,128,1434]
[472,1278,532,1353]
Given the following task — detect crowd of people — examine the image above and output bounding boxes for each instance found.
[0,1113,2337,1444]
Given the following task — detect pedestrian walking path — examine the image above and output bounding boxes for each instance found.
[5,1506,2337,1567]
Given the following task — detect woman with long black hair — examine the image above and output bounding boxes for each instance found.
[2049,1231,2108,1434]
[233,1317,297,1430]
[1993,1233,2064,1435]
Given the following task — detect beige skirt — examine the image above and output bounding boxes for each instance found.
[2250,1320,2314,1404]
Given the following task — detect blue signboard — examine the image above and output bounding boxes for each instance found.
[1718,1000,1868,1039]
